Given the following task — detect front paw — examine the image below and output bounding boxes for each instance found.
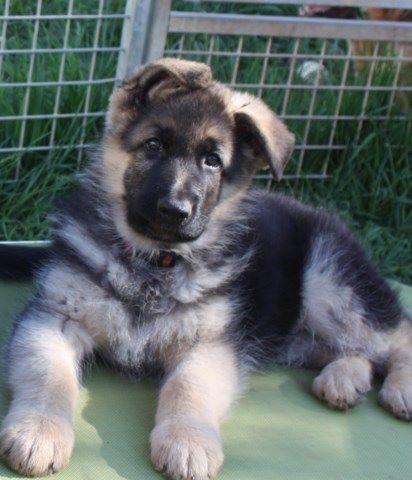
[150,419,224,480]
[0,412,74,476]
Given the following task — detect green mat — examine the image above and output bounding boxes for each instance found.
[0,281,411,480]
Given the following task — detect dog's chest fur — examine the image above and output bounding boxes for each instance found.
[36,217,247,375]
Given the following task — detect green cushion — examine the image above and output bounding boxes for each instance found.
[0,280,411,479]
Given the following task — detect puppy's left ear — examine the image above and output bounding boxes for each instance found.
[228,92,295,180]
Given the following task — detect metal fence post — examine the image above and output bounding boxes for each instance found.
[116,0,172,82]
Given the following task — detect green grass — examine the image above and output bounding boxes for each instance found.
[0,1,411,283]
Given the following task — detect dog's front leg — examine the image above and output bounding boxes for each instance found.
[151,341,239,480]
[0,307,92,476]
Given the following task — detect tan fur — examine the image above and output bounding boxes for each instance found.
[379,367,412,421]
[379,321,412,420]
[312,356,373,409]
[151,342,239,480]
[0,414,74,476]
[100,136,249,258]
[101,138,130,200]
[100,139,145,253]
[0,318,89,475]
[40,259,235,353]
[0,244,237,476]
[301,236,389,359]
[129,57,212,104]
[1,58,409,480]
[367,8,412,22]
[106,58,212,135]
[213,84,295,179]
[105,58,294,182]
[298,233,412,417]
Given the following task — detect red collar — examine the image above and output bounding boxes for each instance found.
[156,252,177,268]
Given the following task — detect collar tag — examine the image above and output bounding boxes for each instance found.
[119,240,177,268]
[159,252,176,268]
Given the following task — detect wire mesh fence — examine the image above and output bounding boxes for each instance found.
[0,2,410,194]
[1,0,410,282]
[0,0,410,188]
[166,33,411,183]
[165,4,411,186]
[0,0,127,184]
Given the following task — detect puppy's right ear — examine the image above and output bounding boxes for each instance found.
[106,58,212,133]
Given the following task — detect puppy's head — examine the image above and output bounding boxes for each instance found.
[102,58,294,245]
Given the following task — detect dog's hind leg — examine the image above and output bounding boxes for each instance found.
[300,230,407,415]
[0,306,93,475]
[302,249,380,411]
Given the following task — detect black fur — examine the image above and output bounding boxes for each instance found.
[233,190,402,363]
[0,245,51,280]
[120,91,234,243]
[0,59,409,480]
[0,76,403,353]
[234,191,315,352]
[1,185,402,364]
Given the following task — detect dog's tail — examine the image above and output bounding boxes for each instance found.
[0,243,51,280]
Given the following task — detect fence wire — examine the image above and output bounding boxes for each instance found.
[0,0,411,187]
[0,0,127,183]
[165,5,411,185]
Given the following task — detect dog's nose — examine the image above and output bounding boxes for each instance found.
[157,198,192,222]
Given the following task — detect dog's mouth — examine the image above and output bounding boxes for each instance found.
[128,212,204,244]
[147,223,202,243]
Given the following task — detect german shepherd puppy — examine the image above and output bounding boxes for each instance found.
[0,59,410,480]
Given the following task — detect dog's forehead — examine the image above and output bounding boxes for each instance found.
[134,90,233,147]
[161,90,231,132]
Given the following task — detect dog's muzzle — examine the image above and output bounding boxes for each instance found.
[157,197,192,224]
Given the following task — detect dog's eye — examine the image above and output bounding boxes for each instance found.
[204,153,222,169]
[144,138,162,153]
